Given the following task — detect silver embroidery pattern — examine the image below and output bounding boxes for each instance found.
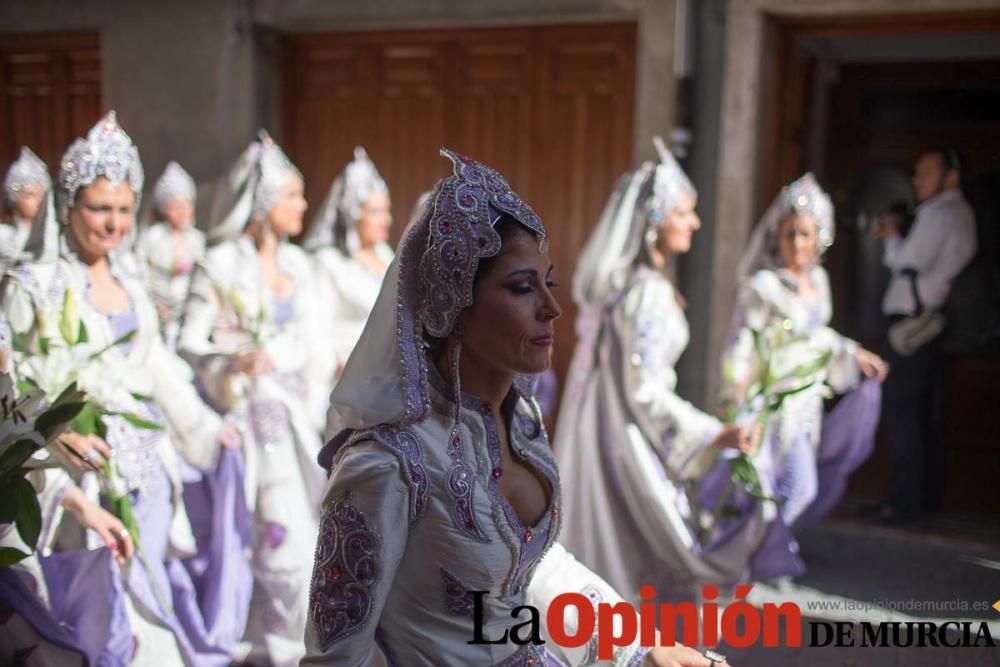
[309,493,381,651]
[447,431,489,541]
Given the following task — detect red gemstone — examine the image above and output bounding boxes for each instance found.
[527,657,536,665]
[332,567,342,581]
[524,530,533,543]
[551,507,559,517]
[479,404,491,414]
[452,436,460,445]
[492,468,502,479]
[412,473,421,483]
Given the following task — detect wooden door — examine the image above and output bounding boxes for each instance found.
[283,23,636,402]
[0,33,102,174]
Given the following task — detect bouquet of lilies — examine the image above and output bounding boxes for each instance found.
[700,321,832,536]
[9,288,163,555]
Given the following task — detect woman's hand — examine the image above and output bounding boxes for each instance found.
[856,347,888,383]
[711,424,755,454]
[218,424,242,449]
[230,350,274,377]
[645,645,730,667]
[61,486,133,566]
[57,432,112,473]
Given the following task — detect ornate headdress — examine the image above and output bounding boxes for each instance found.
[207,131,302,245]
[153,161,196,210]
[303,146,388,253]
[58,111,144,223]
[4,147,51,208]
[648,135,697,227]
[573,137,696,308]
[320,148,545,467]
[736,172,835,280]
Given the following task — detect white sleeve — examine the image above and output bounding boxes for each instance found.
[621,280,723,480]
[526,542,650,666]
[176,262,235,410]
[302,441,410,666]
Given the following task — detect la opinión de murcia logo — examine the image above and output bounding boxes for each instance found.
[467,585,997,656]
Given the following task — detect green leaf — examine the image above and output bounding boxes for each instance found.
[69,403,104,437]
[16,376,39,395]
[51,381,81,407]
[0,439,41,476]
[788,350,833,381]
[11,476,41,547]
[720,505,743,519]
[38,337,49,356]
[78,320,89,344]
[88,329,137,360]
[10,330,32,354]
[107,412,164,431]
[0,484,17,524]
[129,392,154,403]
[36,401,87,440]
[0,546,31,567]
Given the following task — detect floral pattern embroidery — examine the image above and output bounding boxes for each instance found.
[309,493,380,651]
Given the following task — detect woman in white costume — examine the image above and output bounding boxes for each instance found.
[177,131,327,667]
[553,138,758,605]
[135,162,206,349]
[707,174,885,578]
[302,148,725,667]
[1,112,248,666]
[1,147,51,267]
[303,146,394,369]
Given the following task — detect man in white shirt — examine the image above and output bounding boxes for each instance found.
[874,146,977,524]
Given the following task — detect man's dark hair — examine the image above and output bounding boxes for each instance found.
[927,145,965,176]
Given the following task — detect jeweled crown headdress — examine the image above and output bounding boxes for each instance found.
[303,146,388,253]
[648,135,696,226]
[58,111,144,221]
[4,147,51,207]
[153,161,196,210]
[252,131,301,222]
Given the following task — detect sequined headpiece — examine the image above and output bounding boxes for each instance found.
[778,173,835,250]
[252,131,301,222]
[417,149,545,337]
[4,147,51,207]
[736,172,836,280]
[153,161,196,210]
[648,135,696,226]
[303,146,388,253]
[58,111,144,222]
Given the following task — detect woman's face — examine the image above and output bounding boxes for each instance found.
[458,229,562,376]
[67,178,136,263]
[657,193,700,255]
[268,174,307,237]
[778,212,818,273]
[356,191,392,248]
[161,198,194,231]
[13,184,44,221]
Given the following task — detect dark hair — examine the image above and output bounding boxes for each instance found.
[927,145,965,176]
[472,214,540,290]
[424,213,540,353]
